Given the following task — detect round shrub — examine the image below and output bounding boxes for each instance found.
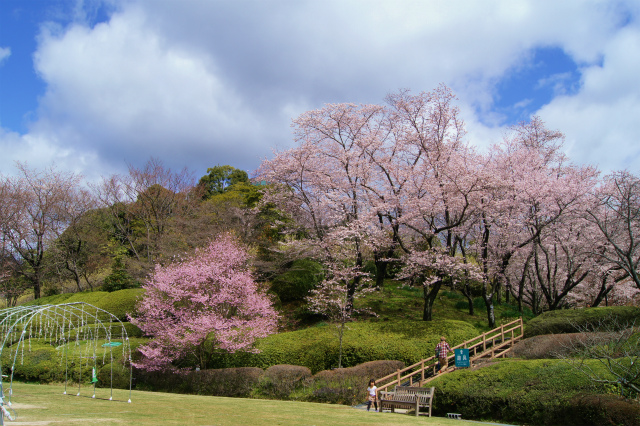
[257,364,312,398]
[133,367,263,397]
[102,267,141,293]
[22,293,75,306]
[211,319,478,373]
[98,362,132,389]
[432,358,616,425]
[563,394,640,426]
[508,332,620,359]
[95,288,145,322]
[525,306,640,338]
[65,291,110,305]
[196,367,263,397]
[270,259,324,302]
[308,360,405,405]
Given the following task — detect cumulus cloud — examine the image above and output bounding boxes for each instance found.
[539,24,640,172]
[0,0,638,179]
[29,7,269,178]
[0,47,10,65]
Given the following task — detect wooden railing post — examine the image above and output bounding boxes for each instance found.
[374,317,526,386]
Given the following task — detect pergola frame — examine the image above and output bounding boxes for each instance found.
[0,302,133,424]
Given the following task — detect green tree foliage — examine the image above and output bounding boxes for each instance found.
[102,257,140,292]
[198,165,250,199]
[270,259,324,303]
[48,208,113,292]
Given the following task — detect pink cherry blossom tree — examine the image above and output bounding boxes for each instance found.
[383,86,485,320]
[257,102,385,309]
[130,234,279,372]
[306,262,374,368]
[472,117,599,326]
[586,171,640,288]
[258,88,620,326]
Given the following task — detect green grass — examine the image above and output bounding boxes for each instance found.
[358,281,529,332]
[6,382,477,426]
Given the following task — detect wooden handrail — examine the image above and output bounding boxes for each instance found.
[376,317,524,391]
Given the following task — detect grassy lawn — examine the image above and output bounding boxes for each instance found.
[4,382,479,426]
[358,283,529,332]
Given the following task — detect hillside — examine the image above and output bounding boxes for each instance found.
[3,282,639,425]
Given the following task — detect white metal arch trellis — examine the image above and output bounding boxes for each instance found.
[0,302,133,424]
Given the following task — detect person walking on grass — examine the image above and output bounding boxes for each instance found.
[435,336,453,373]
[366,379,378,412]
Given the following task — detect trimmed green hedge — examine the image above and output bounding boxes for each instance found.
[525,306,640,338]
[1,338,146,386]
[21,289,144,323]
[210,319,478,373]
[431,358,638,426]
[94,288,144,322]
[22,293,75,306]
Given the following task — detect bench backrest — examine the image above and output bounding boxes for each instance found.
[390,393,419,402]
[416,393,434,405]
[394,386,434,398]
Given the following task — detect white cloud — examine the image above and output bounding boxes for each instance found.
[1,0,639,178]
[0,47,10,65]
[28,7,269,177]
[538,25,640,172]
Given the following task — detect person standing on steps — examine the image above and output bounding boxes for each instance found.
[366,379,378,412]
[435,336,453,373]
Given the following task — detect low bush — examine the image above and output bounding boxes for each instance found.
[3,345,65,383]
[256,365,312,399]
[23,293,75,306]
[196,367,264,397]
[98,362,132,389]
[508,332,619,359]
[473,297,486,311]
[2,338,140,386]
[135,367,263,398]
[270,259,324,303]
[67,321,143,339]
[307,360,404,405]
[65,291,110,305]
[432,358,621,425]
[95,288,144,322]
[562,394,640,426]
[121,322,143,338]
[454,300,469,310]
[524,306,640,338]
[210,319,478,373]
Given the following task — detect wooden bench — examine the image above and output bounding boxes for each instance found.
[379,386,434,417]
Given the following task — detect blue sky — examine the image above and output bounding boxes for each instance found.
[1,0,639,180]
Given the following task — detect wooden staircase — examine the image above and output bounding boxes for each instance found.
[376,317,524,392]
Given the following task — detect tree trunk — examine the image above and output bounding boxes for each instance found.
[374,259,387,289]
[33,277,41,300]
[461,282,474,315]
[82,270,94,291]
[337,320,345,368]
[484,294,496,328]
[422,279,443,321]
[66,260,83,292]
